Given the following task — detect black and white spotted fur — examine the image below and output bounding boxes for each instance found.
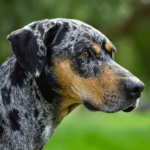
[0,19,144,150]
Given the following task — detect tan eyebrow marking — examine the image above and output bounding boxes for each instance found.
[92,43,101,54]
[105,42,113,52]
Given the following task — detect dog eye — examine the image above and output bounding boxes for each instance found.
[112,48,116,54]
[111,48,116,58]
[81,51,89,58]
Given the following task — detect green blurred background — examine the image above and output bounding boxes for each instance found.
[0,0,150,150]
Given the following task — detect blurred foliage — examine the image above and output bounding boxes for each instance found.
[0,0,150,150]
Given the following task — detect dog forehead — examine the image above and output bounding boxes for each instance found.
[49,19,109,50]
[62,19,107,39]
[21,18,111,51]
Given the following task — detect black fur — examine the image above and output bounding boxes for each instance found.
[8,109,20,131]
[10,61,27,87]
[1,87,11,105]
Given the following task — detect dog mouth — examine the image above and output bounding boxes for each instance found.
[122,98,139,113]
[82,97,140,113]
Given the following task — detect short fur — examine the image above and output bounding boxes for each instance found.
[0,19,144,150]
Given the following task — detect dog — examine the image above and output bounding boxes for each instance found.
[0,18,144,150]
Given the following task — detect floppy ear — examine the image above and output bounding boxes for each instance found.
[7,20,60,77]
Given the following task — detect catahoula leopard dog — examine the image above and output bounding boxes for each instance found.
[0,19,144,150]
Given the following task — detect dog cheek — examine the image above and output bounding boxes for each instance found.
[53,60,83,120]
[86,66,122,109]
[102,90,120,105]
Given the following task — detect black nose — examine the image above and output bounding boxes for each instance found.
[124,80,144,98]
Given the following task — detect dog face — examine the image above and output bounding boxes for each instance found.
[7,19,144,120]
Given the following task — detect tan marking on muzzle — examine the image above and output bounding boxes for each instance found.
[54,60,120,120]
[105,42,113,52]
[92,43,101,54]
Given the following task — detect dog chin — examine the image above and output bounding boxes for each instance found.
[122,98,139,112]
[83,101,100,111]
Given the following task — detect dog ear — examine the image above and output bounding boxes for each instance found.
[7,21,60,77]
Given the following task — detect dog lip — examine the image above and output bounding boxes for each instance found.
[122,106,135,112]
[122,98,139,113]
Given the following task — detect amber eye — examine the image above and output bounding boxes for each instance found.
[111,48,116,56]
[81,52,89,58]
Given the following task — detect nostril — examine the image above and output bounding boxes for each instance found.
[125,81,144,98]
[130,86,141,95]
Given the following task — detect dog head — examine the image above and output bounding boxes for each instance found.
[7,19,144,120]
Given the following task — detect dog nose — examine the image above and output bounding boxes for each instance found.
[124,80,144,98]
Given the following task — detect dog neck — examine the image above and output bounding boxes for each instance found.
[0,55,61,150]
